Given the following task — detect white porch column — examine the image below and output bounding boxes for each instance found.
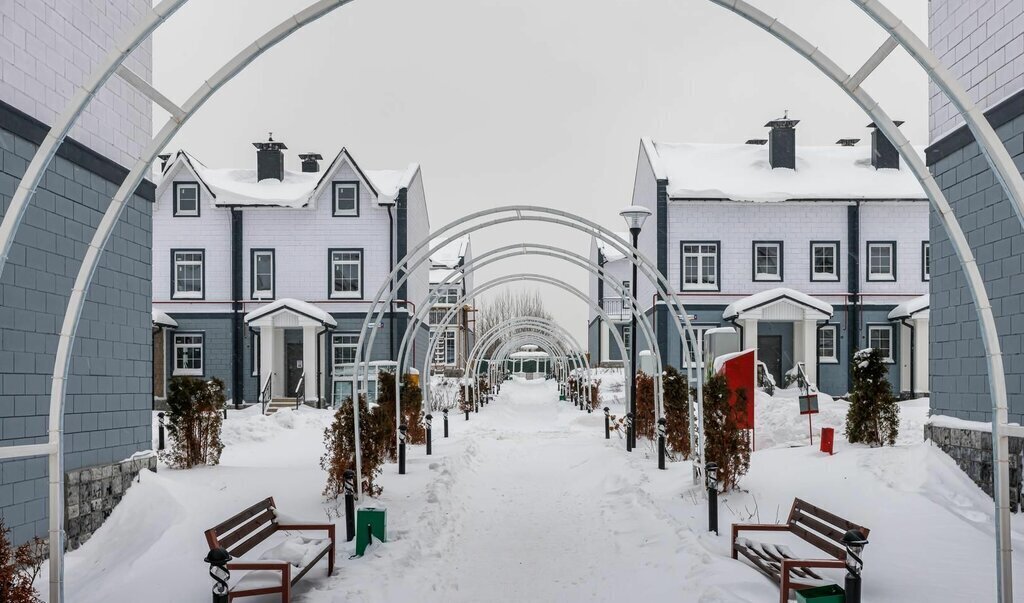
[801,319,817,387]
[914,318,929,394]
[794,321,805,367]
[899,323,913,393]
[741,318,758,351]
[272,327,286,397]
[302,325,318,403]
[259,326,276,399]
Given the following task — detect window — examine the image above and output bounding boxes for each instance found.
[251,333,260,377]
[332,333,358,377]
[681,242,720,291]
[810,241,840,281]
[868,325,894,363]
[172,249,204,299]
[332,182,359,216]
[921,241,930,281]
[173,182,200,216]
[817,325,838,364]
[329,249,362,298]
[867,241,896,281]
[432,285,460,305]
[173,333,204,376]
[752,241,783,281]
[433,330,456,365]
[680,324,714,367]
[251,249,275,299]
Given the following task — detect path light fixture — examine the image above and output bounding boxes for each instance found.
[619,205,651,452]
[706,461,719,535]
[204,547,232,603]
[843,529,869,603]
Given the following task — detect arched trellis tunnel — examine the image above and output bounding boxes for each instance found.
[0,0,1022,599]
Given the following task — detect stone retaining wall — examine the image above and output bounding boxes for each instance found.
[65,455,158,550]
[924,424,1023,512]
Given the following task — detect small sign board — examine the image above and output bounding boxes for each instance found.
[799,393,819,415]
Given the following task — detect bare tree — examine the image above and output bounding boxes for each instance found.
[476,289,553,357]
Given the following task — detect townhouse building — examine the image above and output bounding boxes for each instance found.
[1,1,155,547]
[428,236,476,374]
[152,140,430,411]
[591,118,931,397]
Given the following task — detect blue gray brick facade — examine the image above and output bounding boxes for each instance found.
[0,102,154,545]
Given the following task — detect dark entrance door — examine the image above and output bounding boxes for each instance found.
[286,342,303,396]
[757,335,783,387]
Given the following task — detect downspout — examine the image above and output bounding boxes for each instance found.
[231,208,244,407]
[388,206,395,362]
[597,250,604,363]
[848,201,861,391]
[317,328,325,408]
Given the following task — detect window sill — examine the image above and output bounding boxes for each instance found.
[173,370,203,377]
[866,276,896,282]
[754,276,783,282]
[332,211,358,218]
[172,294,204,300]
[818,359,840,365]
[329,294,363,300]
[811,276,840,282]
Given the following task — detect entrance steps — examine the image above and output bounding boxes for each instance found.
[264,398,297,415]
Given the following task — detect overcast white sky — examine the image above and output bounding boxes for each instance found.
[152,0,929,342]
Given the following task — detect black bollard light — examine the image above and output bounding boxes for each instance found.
[604,407,610,439]
[706,461,719,535]
[343,469,356,542]
[465,405,470,420]
[398,424,407,475]
[425,413,433,455]
[843,529,869,603]
[657,417,667,470]
[157,412,166,451]
[204,547,232,603]
[625,413,634,452]
[443,408,449,438]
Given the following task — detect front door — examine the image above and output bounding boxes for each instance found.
[286,342,303,396]
[758,335,783,387]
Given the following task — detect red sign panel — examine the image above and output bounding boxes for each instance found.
[719,349,756,430]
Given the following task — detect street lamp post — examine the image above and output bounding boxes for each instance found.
[620,206,652,452]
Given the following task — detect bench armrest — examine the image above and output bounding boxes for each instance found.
[277,523,333,531]
[781,558,846,571]
[733,523,791,532]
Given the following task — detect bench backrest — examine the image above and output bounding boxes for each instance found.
[205,497,279,558]
[786,498,870,559]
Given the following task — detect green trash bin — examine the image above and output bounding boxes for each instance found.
[795,584,844,603]
[355,507,387,556]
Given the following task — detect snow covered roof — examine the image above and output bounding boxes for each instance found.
[157,149,418,209]
[152,310,177,328]
[431,236,470,268]
[888,294,929,320]
[243,298,337,327]
[430,268,462,285]
[509,351,551,359]
[595,232,630,262]
[723,288,833,320]
[644,139,927,203]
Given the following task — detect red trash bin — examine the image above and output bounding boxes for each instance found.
[820,427,834,455]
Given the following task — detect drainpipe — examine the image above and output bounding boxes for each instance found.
[848,202,861,390]
[231,208,244,408]
[317,328,325,407]
[388,206,395,363]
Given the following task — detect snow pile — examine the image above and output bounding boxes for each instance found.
[220,407,323,446]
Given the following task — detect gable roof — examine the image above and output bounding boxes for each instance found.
[723,288,833,320]
[430,236,470,269]
[155,148,418,209]
[594,232,630,263]
[642,138,927,203]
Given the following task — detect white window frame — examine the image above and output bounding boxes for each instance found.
[173,182,199,217]
[433,329,457,365]
[251,249,274,299]
[172,250,204,299]
[868,325,895,363]
[173,333,204,376]
[432,285,460,305]
[680,324,715,368]
[681,242,719,291]
[753,241,783,281]
[817,325,838,364]
[332,333,359,377]
[329,249,362,299]
[922,241,930,282]
[811,242,840,282]
[867,242,896,282]
[332,182,359,217]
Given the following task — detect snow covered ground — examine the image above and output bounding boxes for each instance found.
[45,375,1024,601]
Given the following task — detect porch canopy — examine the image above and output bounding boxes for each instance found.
[723,288,832,386]
[244,299,336,401]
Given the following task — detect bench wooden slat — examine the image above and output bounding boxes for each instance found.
[230,522,279,558]
[793,498,868,537]
[211,497,275,537]
[791,508,848,544]
[220,509,276,549]
[788,522,846,559]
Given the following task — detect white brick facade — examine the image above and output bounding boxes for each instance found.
[929,0,1024,142]
[0,0,152,166]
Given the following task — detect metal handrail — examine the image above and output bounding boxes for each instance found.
[294,373,305,410]
[260,373,273,415]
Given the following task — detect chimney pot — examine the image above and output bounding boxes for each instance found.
[253,133,288,181]
[299,153,323,173]
[836,138,860,147]
[764,117,799,169]
[745,139,767,146]
[158,153,171,172]
[867,121,903,169]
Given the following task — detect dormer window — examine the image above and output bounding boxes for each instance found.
[333,182,359,217]
[173,182,200,216]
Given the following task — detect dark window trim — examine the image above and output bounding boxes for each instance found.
[170,248,206,300]
[327,248,364,300]
[172,331,206,377]
[809,240,841,282]
[331,181,361,217]
[866,323,896,364]
[921,240,930,282]
[751,240,784,282]
[865,240,897,282]
[250,248,276,300]
[679,240,722,292]
[816,323,839,364]
[173,181,201,217]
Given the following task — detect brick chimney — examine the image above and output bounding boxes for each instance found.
[253,133,287,181]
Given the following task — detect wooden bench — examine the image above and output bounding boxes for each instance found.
[205,497,335,602]
[731,498,869,603]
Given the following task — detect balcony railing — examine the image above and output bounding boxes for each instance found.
[600,297,632,320]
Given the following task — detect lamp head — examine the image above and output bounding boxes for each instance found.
[619,205,652,234]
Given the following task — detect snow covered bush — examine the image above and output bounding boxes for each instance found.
[322,393,389,497]
[376,371,425,447]
[589,378,601,410]
[845,348,899,447]
[703,373,750,491]
[0,519,43,603]
[163,376,225,469]
[662,366,691,459]
[634,372,655,440]
[430,376,461,412]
